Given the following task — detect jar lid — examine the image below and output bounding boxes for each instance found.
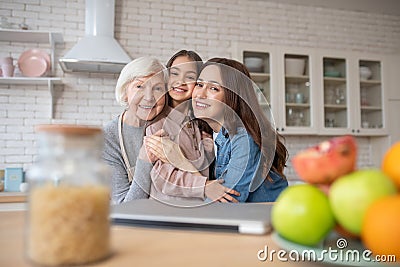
[35,124,102,136]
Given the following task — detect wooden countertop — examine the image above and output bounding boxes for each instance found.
[0,211,329,267]
[0,192,27,203]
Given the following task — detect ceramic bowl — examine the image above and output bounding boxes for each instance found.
[359,66,372,80]
[244,57,264,72]
[285,58,305,76]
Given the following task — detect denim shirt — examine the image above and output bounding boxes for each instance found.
[214,127,288,202]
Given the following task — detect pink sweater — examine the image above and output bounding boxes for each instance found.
[146,108,213,202]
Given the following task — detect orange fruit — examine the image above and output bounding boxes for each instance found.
[361,195,400,261]
[382,142,400,190]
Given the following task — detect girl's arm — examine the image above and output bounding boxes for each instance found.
[145,126,208,199]
[150,160,207,199]
[145,132,239,202]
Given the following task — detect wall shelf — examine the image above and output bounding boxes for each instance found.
[0,29,63,44]
[0,77,62,85]
[0,29,63,118]
[250,73,270,82]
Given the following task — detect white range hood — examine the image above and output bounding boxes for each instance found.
[59,0,131,73]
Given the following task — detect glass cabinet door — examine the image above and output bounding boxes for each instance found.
[243,51,271,109]
[359,60,383,130]
[234,42,388,136]
[283,54,311,128]
[323,57,348,129]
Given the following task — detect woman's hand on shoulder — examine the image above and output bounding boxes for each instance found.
[205,179,240,203]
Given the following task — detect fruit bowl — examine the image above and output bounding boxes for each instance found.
[272,231,390,266]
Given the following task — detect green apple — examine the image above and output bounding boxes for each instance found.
[271,184,335,246]
[329,169,397,236]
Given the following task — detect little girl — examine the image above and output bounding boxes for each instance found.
[145,50,239,203]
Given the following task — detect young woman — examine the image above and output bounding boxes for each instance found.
[145,50,239,203]
[103,57,168,204]
[193,58,288,202]
[147,58,288,202]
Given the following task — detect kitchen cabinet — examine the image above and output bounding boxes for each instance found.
[317,53,387,136]
[0,29,63,118]
[233,42,388,136]
[232,43,277,128]
[355,57,386,135]
[317,53,349,135]
[386,55,400,100]
[233,44,320,134]
[388,100,400,144]
[386,55,400,145]
[275,48,317,134]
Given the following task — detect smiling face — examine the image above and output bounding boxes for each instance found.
[192,65,226,132]
[125,72,166,121]
[168,56,198,108]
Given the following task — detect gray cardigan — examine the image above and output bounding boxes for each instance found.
[103,115,153,204]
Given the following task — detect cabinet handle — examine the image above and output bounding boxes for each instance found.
[351,129,355,133]
[357,129,360,133]
[281,128,285,132]
[276,128,279,131]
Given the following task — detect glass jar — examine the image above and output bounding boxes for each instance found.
[26,124,110,266]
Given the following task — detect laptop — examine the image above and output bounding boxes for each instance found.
[110,199,273,235]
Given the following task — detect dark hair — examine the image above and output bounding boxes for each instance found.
[166,49,203,73]
[202,58,288,178]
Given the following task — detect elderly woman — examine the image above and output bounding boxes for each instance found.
[103,57,168,204]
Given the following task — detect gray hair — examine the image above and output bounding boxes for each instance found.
[115,57,167,106]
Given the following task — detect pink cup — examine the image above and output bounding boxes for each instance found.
[1,64,15,77]
[0,57,13,66]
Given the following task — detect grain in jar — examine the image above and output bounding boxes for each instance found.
[26,125,110,266]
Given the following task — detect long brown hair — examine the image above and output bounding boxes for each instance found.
[202,58,288,178]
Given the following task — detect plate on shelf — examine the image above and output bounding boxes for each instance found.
[324,71,341,78]
[271,231,392,266]
[18,49,50,77]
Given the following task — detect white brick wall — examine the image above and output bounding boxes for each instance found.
[1,0,400,180]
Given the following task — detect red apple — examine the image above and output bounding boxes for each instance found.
[334,224,360,240]
[292,135,357,185]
